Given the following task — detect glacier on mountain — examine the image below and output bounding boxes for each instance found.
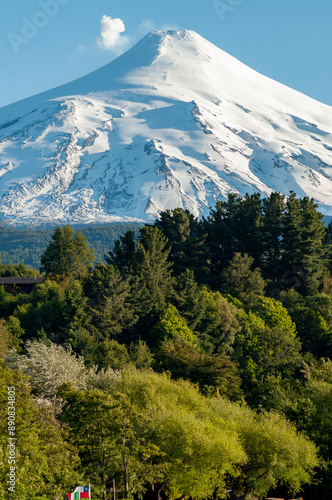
[1,29,332,226]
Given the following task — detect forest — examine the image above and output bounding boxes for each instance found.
[1,190,332,500]
[0,223,141,268]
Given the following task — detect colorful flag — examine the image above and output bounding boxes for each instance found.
[67,485,91,499]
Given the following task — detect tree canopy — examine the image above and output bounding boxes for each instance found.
[40,225,94,280]
[2,191,332,499]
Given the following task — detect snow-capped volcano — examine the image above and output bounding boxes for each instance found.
[2,29,332,226]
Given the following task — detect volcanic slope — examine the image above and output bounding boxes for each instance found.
[1,29,332,226]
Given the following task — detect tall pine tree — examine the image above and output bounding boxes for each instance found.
[155,208,209,283]
[261,191,285,282]
[281,193,327,294]
[131,226,174,318]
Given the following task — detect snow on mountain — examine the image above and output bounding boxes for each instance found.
[2,29,332,226]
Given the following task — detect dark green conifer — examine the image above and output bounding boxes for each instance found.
[281,193,327,294]
[203,193,242,288]
[261,191,285,280]
[105,230,136,278]
[131,226,174,318]
[221,252,266,307]
[40,225,94,280]
[155,208,209,283]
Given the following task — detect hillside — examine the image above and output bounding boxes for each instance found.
[1,30,332,226]
[0,224,141,268]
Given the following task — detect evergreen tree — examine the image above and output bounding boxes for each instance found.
[99,339,130,370]
[172,269,207,331]
[279,290,332,358]
[155,208,209,282]
[299,196,327,294]
[212,292,242,356]
[105,230,137,278]
[280,193,327,294]
[129,340,154,370]
[13,279,70,343]
[173,274,240,355]
[203,193,243,287]
[131,226,174,319]
[40,225,94,280]
[261,191,285,282]
[221,253,266,307]
[281,192,303,279]
[84,263,137,342]
[204,193,264,287]
[233,309,302,398]
[235,192,263,266]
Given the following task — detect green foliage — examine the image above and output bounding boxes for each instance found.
[84,263,138,342]
[252,295,297,335]
[221,252,266,307]
[1,201,332,499]
[0,319,10,361]
[131,226,174,321]
[261,360,332,499]
[261,191,285,279]
[234,309,302,397]
[129,340,154,370]
[0,260,40,277]
[40,225,94,280]
[0,224,141,268]
[0,366,81,499]
[151,304,199,346]
[99,339,130,370]
[203,193,243,288]
[105,229,137,277]
[173,275,228,353]
[173,269,207,330]
[12,279,69,342]
[279,290,332,358]
[281,193,327,294]
[156,335,243,398]
[59,385,166,499]
[155,208,209,282]
[212,398,319,499]
[112,369,247,499]
[212,292,242,355]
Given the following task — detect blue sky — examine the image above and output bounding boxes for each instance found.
[1,0,332,109]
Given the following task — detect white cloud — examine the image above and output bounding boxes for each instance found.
[96,15,133,54]
[95,16,180,56]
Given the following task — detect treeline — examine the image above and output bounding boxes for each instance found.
[0,223,141,268]
[1,191,332,500]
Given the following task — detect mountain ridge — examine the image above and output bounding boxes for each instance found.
[1,29,332,227]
